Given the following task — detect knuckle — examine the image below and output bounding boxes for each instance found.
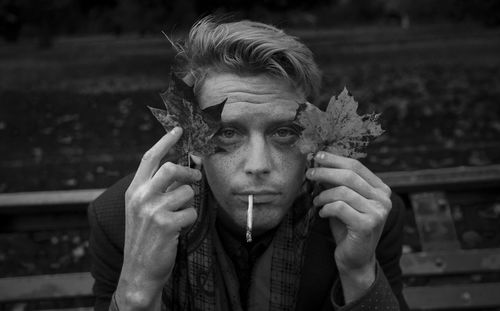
[369,208,386,227]
[153,212,176,228]
[142,149,156,162]
[334,200,347,213]
[374,187,392,209]
[348,158,361,171]
[344,170,357,185]
[137,205,155,220]
[375,208,387,223]
[160,162,177,176]
[178,184,195,198]
[152,212,166,225]
[335,186,349,197]
[364,217,377,230]
[383,196,392,211]
[382,184,392,197]
[126,189,146,209]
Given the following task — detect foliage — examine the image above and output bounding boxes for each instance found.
[149,74,225,157]
[294,88,384,158]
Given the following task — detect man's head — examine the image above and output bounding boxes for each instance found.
[173,16,321,237]
[175,16,321,103]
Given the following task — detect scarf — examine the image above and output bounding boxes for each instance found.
[162,175,317,311]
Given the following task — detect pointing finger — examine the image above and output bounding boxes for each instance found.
[131,127,182,189]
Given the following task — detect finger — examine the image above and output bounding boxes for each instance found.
[166,181,183,192]
[307,167,384,201]
[130,127,183,189]
[155,184,195,212]
[149,162,202,193]
[318,201,364,229]
[172,206,198,228]
[314,152,390,195]
[165,168,202,192]
[314,186,372,213]
[153,206,198,231]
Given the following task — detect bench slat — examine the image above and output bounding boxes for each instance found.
[0,189,104,208]
[1,165,499,210]
[378,164,500,191]
[403,282,500,310]
[3,272,500,311]
[401,248,500,276]
[0,273,93,302]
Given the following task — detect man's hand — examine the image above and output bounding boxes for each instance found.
[115,127,201,310]
[306,151,392,304]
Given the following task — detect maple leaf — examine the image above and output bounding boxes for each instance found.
[294,87,384,159]
[149,73,225,157]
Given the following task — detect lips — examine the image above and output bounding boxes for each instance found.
[234,191,280,204]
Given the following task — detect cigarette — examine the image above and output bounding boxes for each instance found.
[246,194,253,243]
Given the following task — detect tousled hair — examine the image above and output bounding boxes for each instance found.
[171,16,322,102]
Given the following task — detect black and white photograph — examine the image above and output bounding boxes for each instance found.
[1,0,500,310]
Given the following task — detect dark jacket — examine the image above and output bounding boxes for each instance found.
[88,174,409,311]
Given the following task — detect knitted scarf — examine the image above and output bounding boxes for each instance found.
[162,176,317,310]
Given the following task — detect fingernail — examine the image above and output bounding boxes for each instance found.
[317,208,325,218]
[316,152,325,160]
[307,169,315,177]
[170,127,177,135]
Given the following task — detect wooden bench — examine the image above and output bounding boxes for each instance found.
[1,165,500,310]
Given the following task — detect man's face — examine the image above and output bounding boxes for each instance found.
[199,72,307,238]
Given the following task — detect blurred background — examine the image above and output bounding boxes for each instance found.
[0,0,500,310]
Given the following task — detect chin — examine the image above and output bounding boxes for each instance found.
[217,203,288,237]
[244,205,288,236]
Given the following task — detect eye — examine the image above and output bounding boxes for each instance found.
[275,128,296,137]
[214,127,242,146]
[271,126,300,145]
[219,128,236,138]
[273,127,299,138]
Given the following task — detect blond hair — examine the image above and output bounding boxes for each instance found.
[171,16,321,102]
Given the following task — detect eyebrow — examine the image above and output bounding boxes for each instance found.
[219,118,297,129]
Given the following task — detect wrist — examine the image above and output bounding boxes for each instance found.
[337,259,376,304]
[115,275,163,310]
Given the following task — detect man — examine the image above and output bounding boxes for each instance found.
[88,16,409,311]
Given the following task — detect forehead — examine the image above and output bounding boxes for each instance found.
[198,72,304,123]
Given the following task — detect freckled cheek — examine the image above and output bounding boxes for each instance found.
[273,145,306,169]
[202,153,240,189]
[271,149,307,191]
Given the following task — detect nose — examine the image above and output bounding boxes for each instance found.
[243,134,272,176]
